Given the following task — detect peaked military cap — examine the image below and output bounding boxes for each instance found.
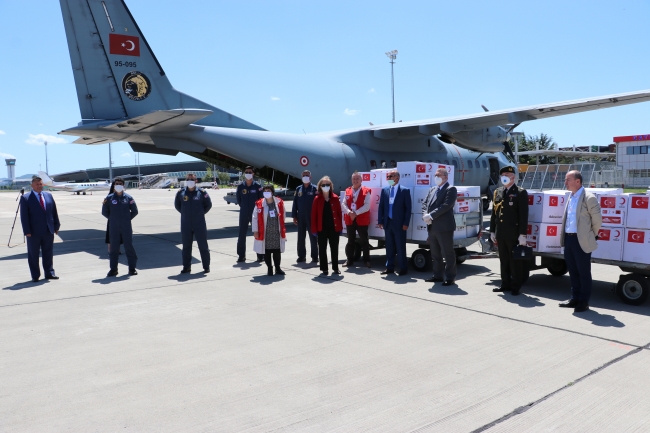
[499,166,516,175]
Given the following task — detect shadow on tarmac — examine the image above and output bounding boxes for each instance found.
[3,279,51,291]
[428,284,468,296]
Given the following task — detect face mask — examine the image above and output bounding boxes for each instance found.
[387,179,395,187]
[321,186,330,193]
[263,191,272,199]
[244,173,253,180]
[302,176,310,184]
[185,180,196,188]
[434,176,443,186]
[114,185,124,193]
[501,176,511,186]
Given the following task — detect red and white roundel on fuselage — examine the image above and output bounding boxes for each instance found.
[300,156,309,166]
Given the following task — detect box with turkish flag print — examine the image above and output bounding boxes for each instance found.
[538,223,563,253]
[527,191,570,223]
[598,194,627,211]
[623,228,650,264]
[362,171,385,188]
[368,187,383,212]
[527,192,545,223]
[592,227,623,261]
[412,187,431,209]
[396,161,424,187]
[585,187,624,196]
[526,223,541,252]
[601,209,625,227]
[626,194,650,229]
[454,198,480,214]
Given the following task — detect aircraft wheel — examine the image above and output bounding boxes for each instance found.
[482,198,490,212]
[76,192,80,195]
[82,192,86,195]
[455,247,467,264]
[547,258,568,276]
[616,274,649,306]
[411,249,431,272]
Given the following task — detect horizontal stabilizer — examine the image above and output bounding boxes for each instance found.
[100,109,213,133]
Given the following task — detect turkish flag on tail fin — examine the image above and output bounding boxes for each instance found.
[109,34,140,57]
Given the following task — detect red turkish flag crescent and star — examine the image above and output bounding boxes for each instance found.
[109,33,140,57]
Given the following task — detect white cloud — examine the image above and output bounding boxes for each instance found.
[344,108,360,116]
[0,130,6,135]
[25,134,67,145]
[0,151,15,159]
[271,96,281,101]
[368,88,375,93]
[122,152,131,158]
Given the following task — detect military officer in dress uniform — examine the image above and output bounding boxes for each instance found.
[489,166,529,295]
[236,166,264,262]
[174,173,213,274]
[292,169,318,263]
[102,177,139,277]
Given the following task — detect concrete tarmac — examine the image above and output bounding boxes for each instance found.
[1,189,648,432]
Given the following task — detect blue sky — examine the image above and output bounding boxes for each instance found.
[1,0,649,177]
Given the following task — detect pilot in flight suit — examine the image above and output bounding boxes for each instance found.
[175,174,213,273]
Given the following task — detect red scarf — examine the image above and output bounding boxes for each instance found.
[255,198,286,241]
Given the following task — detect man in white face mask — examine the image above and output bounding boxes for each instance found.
[102,177,139,277]
[236,166,264,262]
[292,169,318,263]
[421,168,458,286]
[489,165,529,295]
[174,173,213,274]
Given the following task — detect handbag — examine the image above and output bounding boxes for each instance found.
[512,245,533,260]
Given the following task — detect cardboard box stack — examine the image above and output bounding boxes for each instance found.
[623,194,650,264]
[526,190,570,253]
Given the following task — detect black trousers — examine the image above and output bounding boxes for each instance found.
[318,229,340,272]
[345,221,370,263]
[27,233,55,279]
[564,234,592,304]
[264,248,281,269]
[428,230,456,281]
[496,236,525,289]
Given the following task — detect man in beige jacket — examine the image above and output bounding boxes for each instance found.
[559,170,602,312]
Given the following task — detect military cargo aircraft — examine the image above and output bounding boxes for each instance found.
[38,171,111,195]
[58,0,650,208]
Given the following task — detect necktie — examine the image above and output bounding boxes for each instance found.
[39,193,45,210]
[390,186,395,198]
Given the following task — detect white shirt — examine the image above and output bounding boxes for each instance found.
[340,186,371,215]
[565,187,583,234]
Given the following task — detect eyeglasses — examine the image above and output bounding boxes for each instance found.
[386,175,396,179]
[321,184,331,187]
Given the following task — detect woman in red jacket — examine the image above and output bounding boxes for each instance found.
[311,176,343,275]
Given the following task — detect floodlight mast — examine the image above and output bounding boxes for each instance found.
[385,50,398,123]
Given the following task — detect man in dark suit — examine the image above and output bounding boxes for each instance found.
[489,166,529,296]
[422,168,457,286]
[20,176,61,282]
[378,169,412,276]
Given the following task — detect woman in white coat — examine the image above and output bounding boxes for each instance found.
[252,184,287,276]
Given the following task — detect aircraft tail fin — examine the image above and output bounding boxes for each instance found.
[59,0,263,130]
[38,171,55,185]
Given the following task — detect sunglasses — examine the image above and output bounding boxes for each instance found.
[321,184,331,187]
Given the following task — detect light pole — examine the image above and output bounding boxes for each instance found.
[44,141,49,174]
[109,143,113,181]
[385,49,398,123]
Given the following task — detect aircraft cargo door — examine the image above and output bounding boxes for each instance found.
[488,157,499,186]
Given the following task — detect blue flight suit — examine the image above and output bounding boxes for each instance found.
[291,183,318,261]
[102,192,138,271]
[236,181,263,259]
[175,187,213,269]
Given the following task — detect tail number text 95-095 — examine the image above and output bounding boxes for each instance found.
[114,61,137,68]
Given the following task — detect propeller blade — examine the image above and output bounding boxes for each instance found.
[481,105,489,112]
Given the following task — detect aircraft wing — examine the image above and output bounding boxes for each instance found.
[370,89,650,140]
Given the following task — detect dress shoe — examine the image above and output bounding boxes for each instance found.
[107,269,118,277]
[32,277,40,282]
[180,267,191,274]
[128,268,138,276]
[256,256,265,262]
[365,262,372,268]
[380,269,394,275]
[342,261,354,268]
[45,275,59,280]
[321,270,329,276]
[492,287,511,292]
[310,259,319,264]
[442,280,455,286]
[296,257,306,263]
[425,277,443,283]
[267,268,274,276]
[203,267,210,273]
[574,303,589,313]
[237,257,246,263]
[398,270,408,276]
[275,268,286,275]
[559,299,578,308]
[332,269,341,274]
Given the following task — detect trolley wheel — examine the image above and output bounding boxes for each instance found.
[411,249,431,272]
[82,192,86,195]
[546,258,568,276]
[455,247,467,264]
[482,198,490,212]
[616,274,649,306]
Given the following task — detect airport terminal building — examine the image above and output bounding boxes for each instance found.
[615,134,650,187]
